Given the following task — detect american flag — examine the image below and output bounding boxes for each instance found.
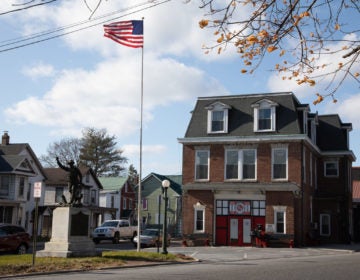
[103,20,143,48]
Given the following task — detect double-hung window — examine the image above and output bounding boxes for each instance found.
[320,214,331,236]
[211,111,225,132]
[225,149,256,180]
[195,149,209,180]
[206,102,230,134]
[55,187,64,203]
[252,99,278,132]
[272,147,288,180]
[194,203,205,233]
[324,161,339,177]
[0,176,10,198]
[275,211,286,233]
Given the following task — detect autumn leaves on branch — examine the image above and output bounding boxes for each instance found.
[197,0,360,105]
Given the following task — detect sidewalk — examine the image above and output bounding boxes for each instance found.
[165,240,360,262]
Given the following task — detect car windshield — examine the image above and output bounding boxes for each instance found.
[142,230,159,236]
[101,221,118,227]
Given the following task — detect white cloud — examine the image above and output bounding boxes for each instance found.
[5,52,225,138]
[324,93,360,129]
[22,62,55,79]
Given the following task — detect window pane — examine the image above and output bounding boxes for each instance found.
[274,149,286,164]
[276,212,285,233]
[273,164,286,179]
[273,149,287,179]
[226,150,238,179]
[196,210,204,231]
[258,108,271,130]
[243,150,255,179]
[196,151,209,180]
[325,162,338,176]
[212,111,224,131]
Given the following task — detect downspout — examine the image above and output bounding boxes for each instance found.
[300,143,305,246]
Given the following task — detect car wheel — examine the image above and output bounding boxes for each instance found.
[93,238,100,244]
[17,244,27,255]
[113,232,120,244]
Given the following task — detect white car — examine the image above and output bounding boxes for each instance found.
[133,229,171,248]
[92,220,137,244]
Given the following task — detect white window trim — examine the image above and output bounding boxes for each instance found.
[195,149,210,181]
[273,206,287,234]
[206,102,230,134]
[271,146,288,181]
[224,148,257,181]
[324,161,339,177]
[193,203,205,233]
[207,110,229,134]
[253,100,277,132]
[320,213,331,236]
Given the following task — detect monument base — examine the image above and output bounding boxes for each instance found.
[36,207,100,257]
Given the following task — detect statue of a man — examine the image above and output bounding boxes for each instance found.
[56,157,83,205]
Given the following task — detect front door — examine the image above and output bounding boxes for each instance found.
[228,217,252,246]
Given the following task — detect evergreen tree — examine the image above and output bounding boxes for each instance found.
[79,127,127,177]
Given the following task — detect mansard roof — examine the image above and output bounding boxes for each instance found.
[184,92,304,138]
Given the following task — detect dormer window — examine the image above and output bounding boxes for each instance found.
[205,102,231,134]
[252,99,278,132]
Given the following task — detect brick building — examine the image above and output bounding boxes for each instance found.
[178,92,355,246]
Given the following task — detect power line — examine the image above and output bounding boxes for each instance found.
[0,0,171,53]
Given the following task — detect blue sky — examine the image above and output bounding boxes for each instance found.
[0,0,359,178]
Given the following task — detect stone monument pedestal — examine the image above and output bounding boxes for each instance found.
[37,207,100,257]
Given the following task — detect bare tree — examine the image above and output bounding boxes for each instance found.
[1,0,104,18]
[193,0,360,103]
[39,137,82,167]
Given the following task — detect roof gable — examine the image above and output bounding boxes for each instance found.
[98,177,128,190]
[140,173,182,195]
[0,155,37,175]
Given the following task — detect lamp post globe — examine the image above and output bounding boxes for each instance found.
[161,179,170,254]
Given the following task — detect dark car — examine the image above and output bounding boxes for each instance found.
[0,224,30,254]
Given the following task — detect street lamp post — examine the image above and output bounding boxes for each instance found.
[161,179,170,254]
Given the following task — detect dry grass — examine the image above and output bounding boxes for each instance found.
[0,251,193,277]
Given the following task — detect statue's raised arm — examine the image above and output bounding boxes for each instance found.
[55,157,83,206]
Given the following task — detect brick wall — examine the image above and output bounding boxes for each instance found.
[182,141,303,184]
[182,190,214,237]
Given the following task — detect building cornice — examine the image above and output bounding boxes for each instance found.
[178,134,356,161]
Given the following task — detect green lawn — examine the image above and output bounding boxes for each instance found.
[0,251,191,277]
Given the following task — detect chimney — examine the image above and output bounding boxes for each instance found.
[2,131,10,145]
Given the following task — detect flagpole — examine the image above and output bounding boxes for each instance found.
[137,17,144,252]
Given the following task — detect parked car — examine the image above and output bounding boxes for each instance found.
[133,228,171,248]
[92,219,137,244]
[0,224,30,254]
